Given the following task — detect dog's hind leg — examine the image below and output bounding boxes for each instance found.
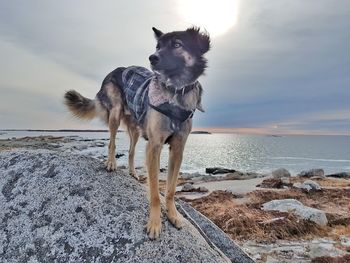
[127,123,140,179]
[166,135,187,229]
[146,140,163,239]
[105,106,122,171]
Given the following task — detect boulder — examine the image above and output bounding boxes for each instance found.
[326,172,350,179]
[298,169,325,178]
[262,199,328,226]
[206,167,236,175]
[271,168,291,178]
[293,180,322,191]
[0,149,234,263]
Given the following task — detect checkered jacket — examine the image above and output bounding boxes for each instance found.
[121,66,195,126]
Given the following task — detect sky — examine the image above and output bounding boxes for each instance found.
[0,0,349,135]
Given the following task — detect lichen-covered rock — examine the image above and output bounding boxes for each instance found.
[262,199,328,226]
[0,150,230,263]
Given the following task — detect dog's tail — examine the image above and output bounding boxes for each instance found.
[64,90,96,120]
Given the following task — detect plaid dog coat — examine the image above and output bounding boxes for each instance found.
[121,66,195,126]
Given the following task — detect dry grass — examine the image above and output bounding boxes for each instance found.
[290,176,350,188]
[311,255,350,263]
[187,187,350,242]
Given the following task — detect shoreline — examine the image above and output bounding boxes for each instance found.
[1,135,350,262]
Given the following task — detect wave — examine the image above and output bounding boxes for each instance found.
[269,157,350,163]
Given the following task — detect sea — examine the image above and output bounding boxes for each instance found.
[1,130,349,175]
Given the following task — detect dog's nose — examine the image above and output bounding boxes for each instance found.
[149,54,159,65]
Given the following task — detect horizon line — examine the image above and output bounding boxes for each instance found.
[1,128,349,136]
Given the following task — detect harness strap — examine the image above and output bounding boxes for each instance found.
[150,103,194,123]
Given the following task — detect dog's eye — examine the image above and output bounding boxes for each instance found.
[156,44,160,50]
[173,42,182,48]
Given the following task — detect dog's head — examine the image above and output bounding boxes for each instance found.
[149,27,210,87]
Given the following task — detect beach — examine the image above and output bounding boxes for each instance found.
[1,133,349,262]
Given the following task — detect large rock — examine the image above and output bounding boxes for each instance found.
[262,199,328,226]
[205,167,236,175]
[0,150,234,263]
[298,169,325,178]
[326,172,350,179]
[271,168,291,178]
[293,180,322,191]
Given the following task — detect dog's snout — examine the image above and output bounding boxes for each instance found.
[149,54,159,65]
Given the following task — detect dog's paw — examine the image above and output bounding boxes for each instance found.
[167,211,183,229]
[129,170,139,180]
[105,159,116,171]
[146,217,162,239]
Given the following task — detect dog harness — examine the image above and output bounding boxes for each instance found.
[121,66,196,127]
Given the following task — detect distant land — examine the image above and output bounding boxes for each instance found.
[0,129,211,135]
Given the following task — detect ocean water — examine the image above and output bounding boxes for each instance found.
[1,130,350,175]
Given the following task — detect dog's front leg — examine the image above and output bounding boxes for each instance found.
[166,135,187,229]
[146,141,162,239]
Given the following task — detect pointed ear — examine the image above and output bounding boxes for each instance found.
[187,27,211,54]
[152,27,163,39]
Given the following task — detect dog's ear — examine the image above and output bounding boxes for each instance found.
[186,27,211,54]
[152,27,163,39]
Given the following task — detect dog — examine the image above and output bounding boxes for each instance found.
[64,27,210,239]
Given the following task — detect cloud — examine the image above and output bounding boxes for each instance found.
[0,0,349,134]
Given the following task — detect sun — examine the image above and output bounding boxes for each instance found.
[177,0,239,37]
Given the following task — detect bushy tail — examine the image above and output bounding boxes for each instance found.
[64,90,96,120]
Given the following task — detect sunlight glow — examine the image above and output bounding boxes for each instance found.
[177,0,239,37]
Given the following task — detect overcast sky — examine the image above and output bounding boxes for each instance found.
[0,0,349,135]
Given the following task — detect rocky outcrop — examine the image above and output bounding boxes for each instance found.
[271,168,291,178]
[0,149,243,263]
[326,172,350,179]
[298,169,325,178]
[262,199,328,226]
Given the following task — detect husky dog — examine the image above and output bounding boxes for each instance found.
[64,27,210,239]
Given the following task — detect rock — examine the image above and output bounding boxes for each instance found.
[271,168,291,178]
[341,236,350,247]
[309,238,347,259]
[326,172,350,179]
[298,168,325,178]
[262,199,328,226]
[181,183,195,191]
[115,153,125,159]
[206,167,236,175]
[304,180,322,190]
[293,180,322,191]
[180,184,209,193]
[94,141,105,147]
[266,256,279,263]
[0,150,232,263]
[198,186,209,193]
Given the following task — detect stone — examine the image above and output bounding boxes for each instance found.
[326,172,350,179]
[0,149,232,263]
[266,256,279,263]
[298,169,325,178]
[181,183,195,191]
[309,238,347,259]
[303,180,322,190]
[271,168,291,178]
[262,199,328,226]
[206,167,236,175]
[293,180,322,191]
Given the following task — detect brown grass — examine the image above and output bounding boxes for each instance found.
[187,187,350,242]
[311,255,350,263]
